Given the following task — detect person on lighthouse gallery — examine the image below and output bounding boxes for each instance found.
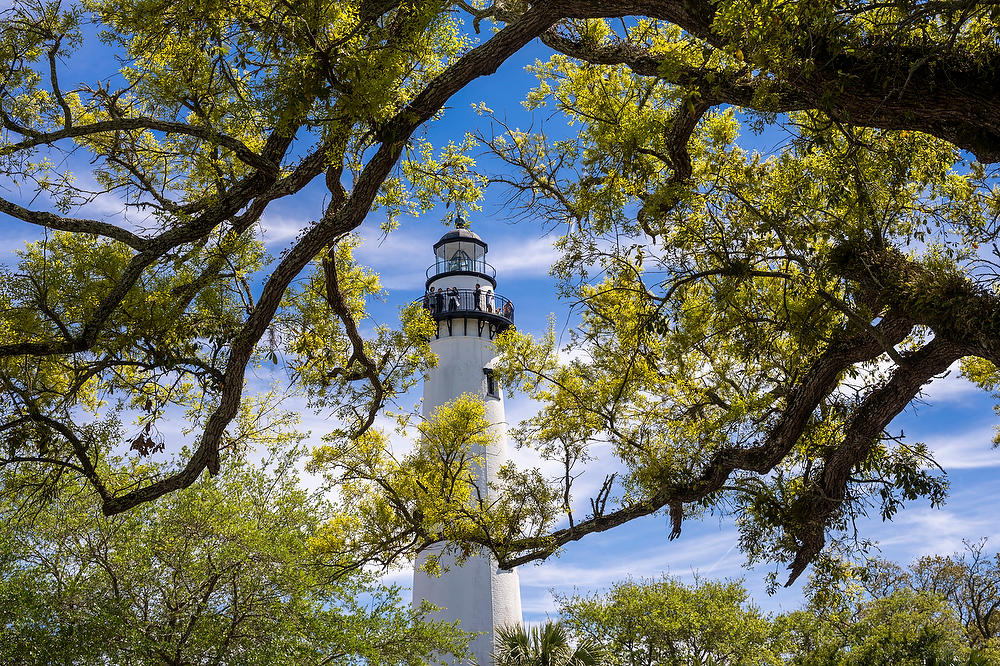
[435,287,444,313]
[474,283,483,311]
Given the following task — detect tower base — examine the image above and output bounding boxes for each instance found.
[413,545,522,665]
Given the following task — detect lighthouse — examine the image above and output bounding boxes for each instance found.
[412,221,522,666]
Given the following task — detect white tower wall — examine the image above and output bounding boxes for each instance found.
[413,229,522,666]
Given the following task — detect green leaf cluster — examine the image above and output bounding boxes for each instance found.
[309,393,559,572]
[558,576,780,666]
[0,447,470,665]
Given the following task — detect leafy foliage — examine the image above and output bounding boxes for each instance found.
[774,545,1000,665]
[555,559,1000,666]
[557,576,779,666]
[876,539,1000,651]
[0,447,470,665]
[0,0,534,515]
[2,0,1000,586]
[309,393,557,573]
[483,62,998,584]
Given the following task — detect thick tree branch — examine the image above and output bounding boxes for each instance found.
[100,5,562,515]
[0,128,296,360]
[496,313,916,570]
[322,250,384,437]
[636,96,711,237]
[541,3,1000,162]
[785,336,962,583]
[0,197,149,250]
[2,118,279,175]
[832,241,1000,362]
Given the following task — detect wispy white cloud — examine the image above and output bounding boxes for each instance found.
[922,374,981,403]
[488,235,560,280]
[873,507,1000,559]
[380,567,413,590]
[835,357,984,410]
[75,191,152,230]
[517,529,738,592]
[354,225,439,290]
[925,426,1000,469]
[520,589,558,617]
[0,230,36,263]
[845,473,1000,571]
[918,361,982,404]
[556,346,592,365]
[258,213,312,247]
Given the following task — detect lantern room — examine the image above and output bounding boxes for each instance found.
[426,219,496,287]
[419,220,515,337]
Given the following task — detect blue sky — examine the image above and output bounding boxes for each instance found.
[2,10,998,622]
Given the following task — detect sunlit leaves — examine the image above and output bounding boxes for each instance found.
[0,448,471,665]
[309,393,558,569]
[0,0,478,482]
[311,394,491,565]
[484,29,996,576]
[558,576,781,666]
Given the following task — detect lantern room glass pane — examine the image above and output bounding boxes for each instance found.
[449,250,473,272]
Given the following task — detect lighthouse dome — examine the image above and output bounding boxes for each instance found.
[436,227,483,244]
[433,226,488,254]
[428,221,494,289]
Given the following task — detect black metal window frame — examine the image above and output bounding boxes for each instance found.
[483,368,499,398]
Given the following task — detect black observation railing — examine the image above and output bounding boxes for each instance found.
[418,288,514,326]
[426,259,497,280]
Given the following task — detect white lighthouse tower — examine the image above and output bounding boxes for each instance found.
[412,221,522,666]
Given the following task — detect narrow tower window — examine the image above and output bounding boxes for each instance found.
[484,368,499,398]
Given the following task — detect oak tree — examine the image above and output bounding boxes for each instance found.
[3,0,1000,586]
[0,446,469,665]
[557,576,779,666]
